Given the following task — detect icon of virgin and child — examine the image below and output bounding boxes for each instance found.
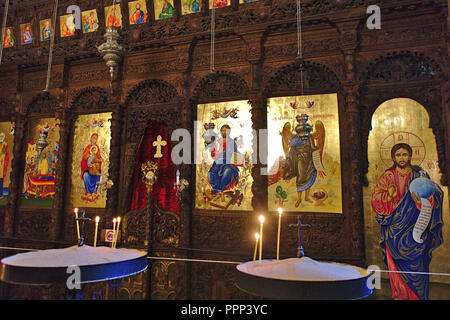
[80,133,103,200]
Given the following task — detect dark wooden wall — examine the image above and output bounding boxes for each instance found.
[0,0,448,299]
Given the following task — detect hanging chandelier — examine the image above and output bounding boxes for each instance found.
[97,26,125,83]
[97,1,125,86]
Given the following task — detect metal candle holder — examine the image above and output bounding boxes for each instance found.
[97,27,126,85]
[75,210,92,247]
[174,170,189,200]
[289,215,311,258]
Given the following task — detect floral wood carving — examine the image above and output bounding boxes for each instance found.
[359,51,444,84]
[26,92,59,115]
[123,209,148,248]
[192,71,249,103]
[152,201,181,248]
[263,59,342,96]
[126,109,182,143]
[16,211,51,240]
[70,87,110,112]
[125,79,179,107]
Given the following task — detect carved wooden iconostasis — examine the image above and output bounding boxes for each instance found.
[0,0,448,300]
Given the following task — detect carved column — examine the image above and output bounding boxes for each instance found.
[442,80,449,187]
[338,21,365,264]
[441,5,450,187]
[179,73,194,300]
[4,102,26,237]
[240,29,264,91]
[249,93,267,218]
[50,91,70,241]
[245,29,266,217]
[106,102,123,220]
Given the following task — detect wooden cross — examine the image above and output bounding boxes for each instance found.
[288,215,311,258]
[152,135,167,158]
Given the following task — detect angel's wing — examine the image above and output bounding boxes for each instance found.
[280,122,295,157]
[311,120,325,157]
[311,120,326,176]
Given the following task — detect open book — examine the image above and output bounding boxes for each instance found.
[231,152,245,166]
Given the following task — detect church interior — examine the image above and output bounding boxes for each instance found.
[0,0,448,301]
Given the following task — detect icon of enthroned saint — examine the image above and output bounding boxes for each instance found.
[80,133,103,200]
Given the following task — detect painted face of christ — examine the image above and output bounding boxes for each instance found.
[220,125,231,138]
[393,147,411,169]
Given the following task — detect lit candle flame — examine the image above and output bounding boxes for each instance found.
[94,216,100,247]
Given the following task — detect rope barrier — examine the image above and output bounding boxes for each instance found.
[0,246,449,277]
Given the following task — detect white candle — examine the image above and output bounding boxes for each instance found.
[94,216,100,247]
[176,169,180,185]
[253,233,259,263]
[114,217,121,249]
[112,218,116,248]
[259,215,264,264]
[74,208,80,241]
[277,208,283,263]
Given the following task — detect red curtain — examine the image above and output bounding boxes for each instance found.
[128,120,179,214]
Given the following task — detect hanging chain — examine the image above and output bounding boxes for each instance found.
[44,0,59,92]
[293,0,303,127]
[297,0,302,59]
[0,0,10,66]
[112,0,117,22]
[210,6,215,73]
[297,0,304,103]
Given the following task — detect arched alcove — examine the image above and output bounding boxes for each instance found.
[363,97,449,299]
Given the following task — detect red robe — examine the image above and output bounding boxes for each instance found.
[107,13,121,27]
[80,144,102,179]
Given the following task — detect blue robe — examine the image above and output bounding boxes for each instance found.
[207,138,240,194]
[131,10,146,24]
[83,170,101,194]
[375,168,444,299]
[283,135,317,191]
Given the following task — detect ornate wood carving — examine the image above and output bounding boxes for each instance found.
[263,59,342,96]
[50,95,70,241]
[25,92,59,115]
[125,79,180,106]
[359,51,444,85]
[2,97,23,237]
[70,86,110,112]
[0,0,448,300]
[16,211,51,239]
[123,209,148,248]
[192,71,249,102]
[152,202,181,248]
[150,256,184,300]
[105,105,123,218]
